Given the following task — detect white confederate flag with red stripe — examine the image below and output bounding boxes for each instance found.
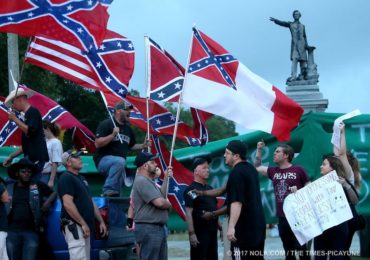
[182,28,303,141]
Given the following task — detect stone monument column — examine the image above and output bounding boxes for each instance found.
[286,46,328,113]
[270,11,328,113]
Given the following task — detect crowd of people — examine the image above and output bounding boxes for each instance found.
[0,89,365,260]
[182,125,363,260]
[0,92,135,259]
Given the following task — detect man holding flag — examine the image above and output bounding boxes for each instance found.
[3,88,49,176]
[94,100,150,197]
[131,151,172,260]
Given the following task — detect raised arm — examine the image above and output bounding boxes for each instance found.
[339,177,359,205]
[8,111,29,135]
[269,17,290,27]
[334,123,354,183]
[160,167,173,196]
[254,141,268,176]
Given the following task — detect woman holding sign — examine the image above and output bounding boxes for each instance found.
[314,155,359,260]
[333,123,364,258]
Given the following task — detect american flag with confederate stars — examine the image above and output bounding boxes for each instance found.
[25,30,135,99]
[0,0,112,51]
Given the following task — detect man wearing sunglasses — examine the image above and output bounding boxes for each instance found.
[5,158,56,260]
[94,101,150,197]
[58,149,107,260]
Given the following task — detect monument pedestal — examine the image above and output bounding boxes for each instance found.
[286,84,328,113]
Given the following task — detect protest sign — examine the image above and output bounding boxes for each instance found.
[283,171,353,245]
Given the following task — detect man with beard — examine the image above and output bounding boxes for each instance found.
[131,151,172,260]
[224,140,265,259]
[94,101,150,197]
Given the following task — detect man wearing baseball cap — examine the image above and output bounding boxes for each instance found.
[183,156,219,260]
[3,87,49,177]
[224,140,266,259]
[58,149,107,259]
[94,101,150,197]
[131,151,172,260]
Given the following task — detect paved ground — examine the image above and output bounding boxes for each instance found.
[168,230,361,260]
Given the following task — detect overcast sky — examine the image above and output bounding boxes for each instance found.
[108,0,370,133]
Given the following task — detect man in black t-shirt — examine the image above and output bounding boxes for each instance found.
[184,156,218,260]
[58,149,107,260]
[224,140,266,260]
[3,88,49,176]
[6,158,56,260]
[94,101,149,197]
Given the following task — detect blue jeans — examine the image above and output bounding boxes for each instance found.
[97,155,126,194]
[6,231,39,260]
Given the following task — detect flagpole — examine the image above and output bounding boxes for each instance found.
[19,37,33,83]
[144,35,151,152]
[99,91,123,144]
[9,70,20,104]
[10,37,33,102]
[168,26,195,167]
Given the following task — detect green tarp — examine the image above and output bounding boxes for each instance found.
[1,112,369,228]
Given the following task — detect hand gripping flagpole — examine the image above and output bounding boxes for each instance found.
[144,35,151,153]
[99,91,123,144]
[168,26,196,168]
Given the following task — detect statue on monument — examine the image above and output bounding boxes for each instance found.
[270,10,319,86]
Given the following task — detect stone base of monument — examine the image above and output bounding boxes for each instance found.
[286,84,328,113]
